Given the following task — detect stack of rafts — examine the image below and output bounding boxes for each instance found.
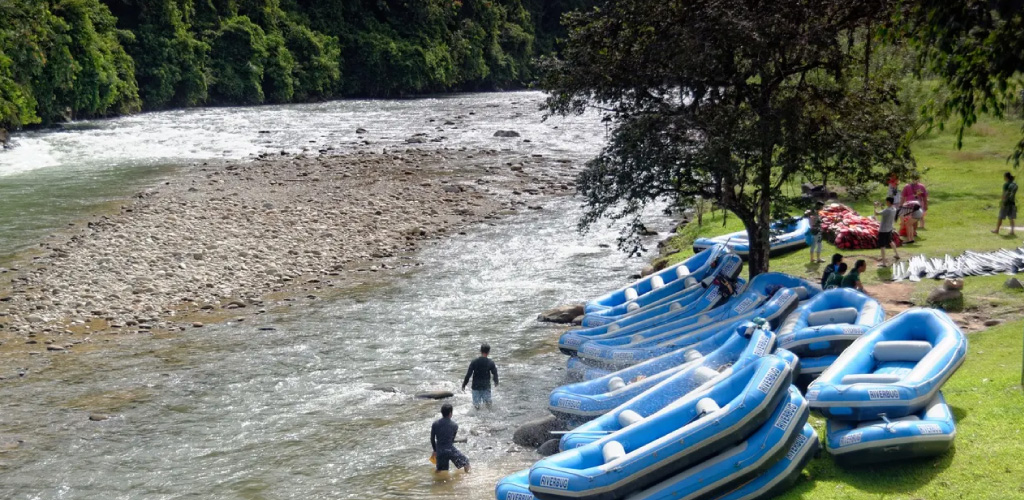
[818,203,898,250]
[808,308,967,465]
[891,248,1024,281]
[496,244,964,500]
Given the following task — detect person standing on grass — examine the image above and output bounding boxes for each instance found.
[806,205,823,263]
[887,173,901,205]
[430,403,471,474]
[821,253,844,287]
[462,343,498,410]
[901,175,929,229]
[824,262,848,289]
[841,259,867,293]
[874,197,901,266]
[993,172,1017,236]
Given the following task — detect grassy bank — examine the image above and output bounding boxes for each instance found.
[659,115,1024,311]
[782,319,1024,500]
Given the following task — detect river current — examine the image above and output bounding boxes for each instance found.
[0,92,670,499]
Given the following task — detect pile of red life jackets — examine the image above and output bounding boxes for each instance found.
[818,203,902,250]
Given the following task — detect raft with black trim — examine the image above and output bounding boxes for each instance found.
[577,286,800,370]
[624,386,809,500]
[712,424,819,500]
[776,288,885,358]
[554,324,776,439]
[826,392,956,465]
[692,218,810,259]
[583,245,727,322]
[559,255,744,354]
[526,355,794,500]
[807,308,967,421]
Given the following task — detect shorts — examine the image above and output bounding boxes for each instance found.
[911,208,924,220]
[471,389,492,407]
[810,234,822,253]
[999,204,1017,220]
[878,231,893,248]
[435,447,469,472]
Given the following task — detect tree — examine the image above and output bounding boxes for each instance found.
[544,0,916,276]
[894,0,1024,165]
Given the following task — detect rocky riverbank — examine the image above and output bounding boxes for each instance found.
[0,148,578,377]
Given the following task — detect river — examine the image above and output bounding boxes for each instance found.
[0,92,670,499]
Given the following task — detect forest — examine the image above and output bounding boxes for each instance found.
[0,0,590,130]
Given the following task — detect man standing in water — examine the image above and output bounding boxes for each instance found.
[430,403,470,474]
[462,343,499,410]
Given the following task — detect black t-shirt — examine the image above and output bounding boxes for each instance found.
[463,356,498,390]
[431,417,458,452]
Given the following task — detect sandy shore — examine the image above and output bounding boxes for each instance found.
[0,148,578,376]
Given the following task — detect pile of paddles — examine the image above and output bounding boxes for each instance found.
[496,244,967,500]
[818,203,901,251]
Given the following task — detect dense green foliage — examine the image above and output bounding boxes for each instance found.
[0,0,589,130]
[545,0,916,276]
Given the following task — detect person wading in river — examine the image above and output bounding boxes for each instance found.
[430,403,471,474]
[462,343,499,410]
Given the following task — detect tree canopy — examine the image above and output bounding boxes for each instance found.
[0,0,594,130]
[544,0,916,276]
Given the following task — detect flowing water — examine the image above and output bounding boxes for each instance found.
[0,92,667,499]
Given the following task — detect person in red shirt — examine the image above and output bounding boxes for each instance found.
[901,175,928,229]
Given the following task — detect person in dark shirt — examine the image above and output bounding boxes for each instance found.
[842,259,866,293]
[462,343,499,409]
[821,253,844,287]
[430,403,470,474]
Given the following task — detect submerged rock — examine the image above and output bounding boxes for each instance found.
[513,415,565,448]
[415,390,454,400]
[493,130,521,138]
[537,438,561,457]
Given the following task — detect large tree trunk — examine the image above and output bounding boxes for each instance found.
[747,162,775,277]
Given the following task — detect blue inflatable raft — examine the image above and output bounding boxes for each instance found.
[496,469,536,500]
[554,324,775,438]
[776,288,885,358]
[826,392,956,465]
[712,424,819,500]
[584,245,727,319]
[560,255,744,354]
[577,287,800,370]
[527,355,794,500]
[807,308,967,421]
[692,218,810,259]
[624,386,809,500]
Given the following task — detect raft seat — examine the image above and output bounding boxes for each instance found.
[840,373,904,384]
[873,340,932,362]
[806,307,859,327]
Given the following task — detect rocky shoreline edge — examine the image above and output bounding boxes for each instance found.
[0,147,580,379]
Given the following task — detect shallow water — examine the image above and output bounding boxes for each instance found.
[0,93,671,499]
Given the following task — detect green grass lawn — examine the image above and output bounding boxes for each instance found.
[658,115,1024,308]
[780,319,1024,500]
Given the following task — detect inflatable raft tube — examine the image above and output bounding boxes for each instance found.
[808,308,967,421]
[584,244,725,315]
[551,328,741,422]
[624,386,810,500]
[527,355,794,500]
[584,246,727,321]
[579,288,798,370]
[826,392,956,465]
[713,423,819,500]
[561,256,743,354]
[496,469,536,500]
[693,218,810,259]
[776,288,884,357]
[556,325,775,444]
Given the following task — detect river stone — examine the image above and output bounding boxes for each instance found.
[370,385,398,393]
[89,413,110,421]
[538,304,585,324]
[926,288,963,311]
[415,390,454,400]
[943,278,964,291]
[356,128,367,134]
[984,319,1001,327]
[571,315,584,326]
[493,130,521,138]
[537,438,561,457]
[1005,277,1024,290]
[640,265,655,277]
[513,415,565,447]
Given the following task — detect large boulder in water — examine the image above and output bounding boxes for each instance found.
[537,438,561,456]
[538,304,585,324]
[513,415,565,447]
[493,130,521,138]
